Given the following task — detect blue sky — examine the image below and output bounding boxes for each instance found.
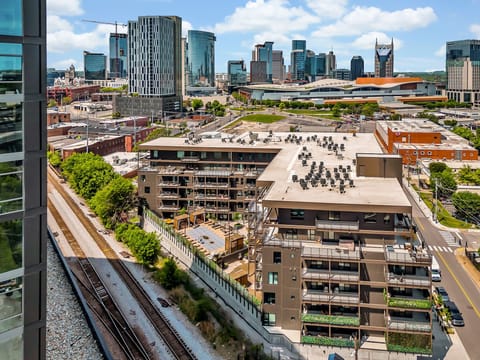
[47,0,480,74]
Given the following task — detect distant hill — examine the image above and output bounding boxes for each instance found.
[395,71,446,83]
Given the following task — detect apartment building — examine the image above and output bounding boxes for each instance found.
[138,131,432,352]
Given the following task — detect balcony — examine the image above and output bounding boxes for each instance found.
[157,205,180,211]
[180,156,200,162]
[158,181,180,187]
[158,192,180,199]
[302,336,354,348]
[194,182,229,189]
[385,246,431,264]
[302,313,360,326]
[315,219,359,231]
[385,290,432,310]
[303,289,359,304]
[388,318,431,333]
[303,269,359,282]
[302,244,360,261]
[385,271,430,288]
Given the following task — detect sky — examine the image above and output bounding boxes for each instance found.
[47,0,480,74]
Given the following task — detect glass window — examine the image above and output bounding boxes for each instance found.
[262,312,276,326]
[273,251,281,264]
[290,209,304,220]
[263,292,276,304]
[0,219,22,274]
[328,211,341,221]
[364,213,377,223]
[267,272,278,285]
[0,43,22,94]
[144,186,150,194]
[0,161,23,214]
[0,101,22,155]
[0,328,22,360]
[0,276,22,333]
[0,1,22,36]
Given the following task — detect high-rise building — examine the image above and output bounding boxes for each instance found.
[375,39,394,78]
[350,56,364,80]
[109,33,127,78]
[446,39,480,106]
[186,30,216,93]
[250,61,267,83]
[128,16,182,98]
[326,50,336,76]
[332,68,351,80]
[305,50,317,82]
[252,42,273,83]
[291,40,306,81]
[83,51,107,81]
[315,53,326,77]
[228,60,247,87]
[0,1,47,359]
[272,50,284,82]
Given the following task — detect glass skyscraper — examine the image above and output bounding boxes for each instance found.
[228,60,247,87]
[350,56,364,80]
[0,1,47,359]
[290,40,306,81]
[83,51,107,81]
[109,33,127,78]
[252,42,273,83]
[186,30,216,89]
[375,39,394,78]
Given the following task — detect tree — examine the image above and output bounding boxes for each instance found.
[430,168,457,198]
[90,176,136,229]
[47,150,62,167]
[47,99,57,108]
[191,98,203,111]
[156,258,184,289]
[62,96,72,105]
[115,224,160,265]
[429,162,447,175]
[452,191,480,223]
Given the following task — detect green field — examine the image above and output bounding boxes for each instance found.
[284,109,340,119]
[226,114,285,128]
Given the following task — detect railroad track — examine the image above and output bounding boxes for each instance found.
[48,199,151,360]
[48,167,197,360]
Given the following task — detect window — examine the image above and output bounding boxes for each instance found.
[364,213,377,223]
[267,272,278,285]
[0,161,23,214]
[285,229,297,240]
[262,313,276,326]
[384,214,391,224]
[144,186,150,194]
[290,209,304,220]
[328,211,341,221]
[290,295,296,300]
[273,251,281,264]
[140,175,146,182]
[0,1,22,36]
[264,292,276,304]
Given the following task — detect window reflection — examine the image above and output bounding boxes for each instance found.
[0,102,22,154]
[0,43,22,94]
[0,220,22,273]
[0,329,22,360]
[0,276,22,334]
[0,161,22,214]
[0,1,22,36]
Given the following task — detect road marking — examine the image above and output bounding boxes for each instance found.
[436,251,480,319]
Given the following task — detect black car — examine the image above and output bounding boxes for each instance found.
[435,286,449,302]
[444,301,465,326]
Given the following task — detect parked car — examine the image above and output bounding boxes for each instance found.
[445,301,465,326]
[435,286,449,302]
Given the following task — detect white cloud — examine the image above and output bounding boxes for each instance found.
[470,24,480,38]
[47,15,72,33]
[212,0,319,35]
[47,25,110,53]
[182,20,193,37]
[435,44,446,57]
[50,58,78,70]
[312,6,437,38]
[351,32,402,51]
[47,0,83,16]
[305,0,348,20]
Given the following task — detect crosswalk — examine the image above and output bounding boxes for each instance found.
[439,230,460,247]
[428,245,454,253]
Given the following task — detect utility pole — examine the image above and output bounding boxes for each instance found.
[434,179,438,222]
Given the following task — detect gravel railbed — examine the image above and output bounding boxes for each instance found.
[46,239,103,360]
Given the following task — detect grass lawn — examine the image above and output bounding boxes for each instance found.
[225,114,284,128]
[419,191,473,229]
[284,109,341,120]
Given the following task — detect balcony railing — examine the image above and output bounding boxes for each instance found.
[158,181,180,187]
[386,296,432,310]
[388,319,431,332]
[301,336,354,348]
[385,271,430,288]
[302,313,360,326]
[157,205,180,211]
[303,289,359,304]
[302,245,360,260]
[180,156,200,162]
[385,249,431,264]
[193,182,229,188]
[315,219,359,231]
[303,269,359,282]
[158,192,179,199]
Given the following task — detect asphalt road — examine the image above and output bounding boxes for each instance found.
[405,190,480,359]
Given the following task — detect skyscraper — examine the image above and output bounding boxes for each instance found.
[83,51,107,81]
[350,56,364,80]
[128,16,182,98]
[315,53,326,77]
[375,39,394,78]
[109,33,127,78]
[305,50,317,82]
[252,42,273,82]
[446,39,480,105]
[290,40,306,81]
[228,60,247,87]
[186,30,216,92]
[272,50,284,82]
[326,50,336,76]
[0,1,47,359]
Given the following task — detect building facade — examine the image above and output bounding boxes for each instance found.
[252,42,273,83]
[332,68,351,81]
[350,56,364,81]
[250,61,267,83]
[291,40,306,81]
[0,0,47,359]
[272,50,284,82]
[325,51,336,77]
[83,51,107,81]
[109,33,127,78]
[315,53,326,77]
[446,39,480,106]
[228,60,247,88]
[375,39,394,78]
[186,30,216,94]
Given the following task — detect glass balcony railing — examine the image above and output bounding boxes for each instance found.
[302,335,354,347]
[315,219,359,231]
[303,269,359,282]
[303,289,359,304]
[388,318,431,332]
[302,313,360,326]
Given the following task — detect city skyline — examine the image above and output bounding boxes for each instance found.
[48,0,480,74]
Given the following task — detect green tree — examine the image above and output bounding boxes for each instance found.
[61,96,72,105]
[90,176,136,228]
[431,168,457,198]
[278,102,286,111]
[452,191,480,222]
[115,224,159,265]
[429,162,447,175]
[47,150,62,167]
[155,258,186,289]
[191,98,203,111]
[47,99,57,108]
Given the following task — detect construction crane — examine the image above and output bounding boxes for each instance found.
[82,19,127,78]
